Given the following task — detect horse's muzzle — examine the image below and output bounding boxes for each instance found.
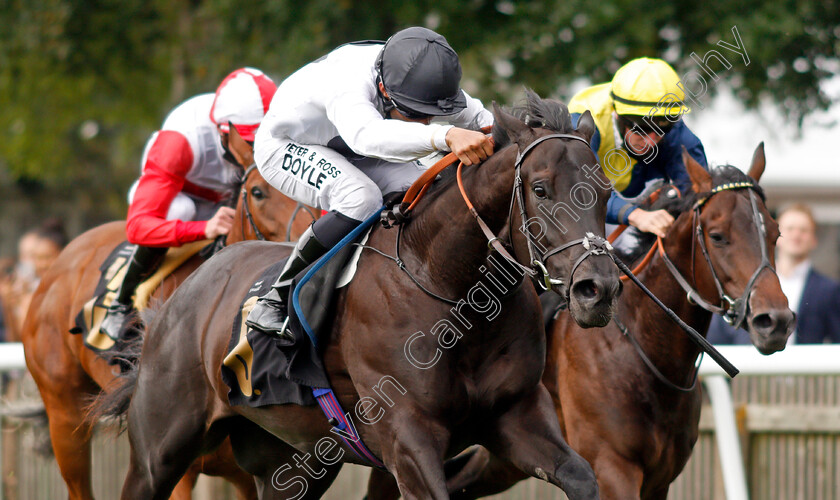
[567,259,622,328]
[749,307,796,354]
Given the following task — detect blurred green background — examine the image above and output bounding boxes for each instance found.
[1,0,838,254]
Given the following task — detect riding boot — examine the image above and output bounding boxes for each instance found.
[100,245,167,340]
[245,210,362,339]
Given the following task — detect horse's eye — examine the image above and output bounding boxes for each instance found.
[250,187,265,200]
[532,184,548,199]
[709,232,728,245]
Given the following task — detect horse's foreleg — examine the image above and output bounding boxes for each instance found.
[643,485,670,500]
[592,449,643,500]
[365,446,526,500]
[483,384,598,500]
[190,438,257,500]
[380,414,451,500]
[228,418,339,499]
[366,468,400,500]
[446,450,527,499]
[169,467,198,500]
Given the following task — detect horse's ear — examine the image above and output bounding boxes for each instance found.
[575,110,596,142]
[747,142,766,182]
[492,102,534,146]
[682,146,712,193]
[227,122,255,168]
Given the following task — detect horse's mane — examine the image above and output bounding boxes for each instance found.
[492,89,574,150]
[654,165,765,216]
[418,90,576,204]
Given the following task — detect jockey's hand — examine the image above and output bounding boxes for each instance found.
[205,207,236,239]
[628,208,675,238]
[445,127,494,166]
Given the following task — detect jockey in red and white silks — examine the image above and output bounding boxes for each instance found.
[128,68,277,246]
[100,68,277,342]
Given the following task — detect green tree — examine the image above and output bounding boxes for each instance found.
[0,0,836,232]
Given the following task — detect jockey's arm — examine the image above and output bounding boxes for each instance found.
[126,130,207,247]
[327,76,492,164]
[438,91,495,165]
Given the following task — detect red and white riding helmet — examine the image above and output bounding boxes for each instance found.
[210,67,277,142]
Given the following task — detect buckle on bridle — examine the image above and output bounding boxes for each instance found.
[380,204,411,229]
[533,260,563,291]
[582,232,613,255]
[721,296,742,326]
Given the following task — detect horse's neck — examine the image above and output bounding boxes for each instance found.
[624,218,715,377]
[401,147,518,292]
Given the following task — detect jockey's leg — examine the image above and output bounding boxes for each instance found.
[99,244,167,340]
[247,137,383,337]
[102,188,198,341]
[245,210,360,336]
[351,156,425,197]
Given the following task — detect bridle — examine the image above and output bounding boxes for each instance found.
[239,164,267,241]
[376,131,614,305]
[199,164,265,257]
[460,133,613,297]
[658,181,774,329]
[611,180,770,390]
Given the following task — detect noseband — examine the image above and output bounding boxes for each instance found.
[658,182,773,329]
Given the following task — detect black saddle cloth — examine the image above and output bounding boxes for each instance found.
[221,231,363,408]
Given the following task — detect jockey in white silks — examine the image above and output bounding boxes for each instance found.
[247,27,494,339]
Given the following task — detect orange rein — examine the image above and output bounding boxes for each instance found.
[606,225,659,282]
[607,186,677,282]
[401,152,459,211]
[400,125,494,212]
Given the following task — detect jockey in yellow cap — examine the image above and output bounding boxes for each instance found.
[569,57,708,237]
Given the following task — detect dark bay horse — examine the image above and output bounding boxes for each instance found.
[426,144,795,500]
[106,95,622,499]
[21,141,316,500]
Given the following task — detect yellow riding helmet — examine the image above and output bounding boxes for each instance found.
[610,58,689,117]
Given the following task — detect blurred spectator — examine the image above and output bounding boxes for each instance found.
[708,204,840,344]
[0,258,15,342]
[0,219,67,341]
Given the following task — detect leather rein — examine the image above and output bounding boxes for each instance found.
[458,133,614,296]
[239,164,267,242]
[380,132,613,305]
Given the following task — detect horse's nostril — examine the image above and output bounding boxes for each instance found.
[752,313,774,331]
[573,280,599,300]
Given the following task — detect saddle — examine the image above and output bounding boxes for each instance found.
[221,215,378,408]
[71,240,212,355]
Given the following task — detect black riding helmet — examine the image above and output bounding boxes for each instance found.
[376,27,467,118]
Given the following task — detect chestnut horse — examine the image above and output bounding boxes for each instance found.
[414,144,795,500]
[101,95,623,499]
[21,154,316,500]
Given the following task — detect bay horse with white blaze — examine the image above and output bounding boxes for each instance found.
[21,131,315,500]
[104,94,622,499]
[422,144,795,500]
